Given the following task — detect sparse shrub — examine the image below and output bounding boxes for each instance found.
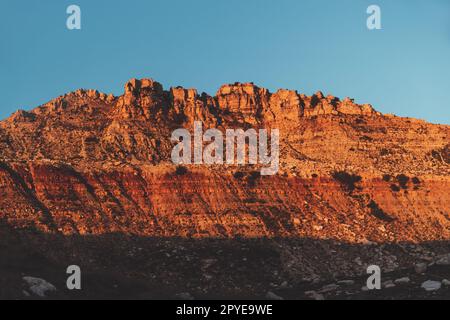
[312,173,318,179]
[382,174,392,182]
[444,145,450,163]
[175,165,188,175]
[247,171,261,187]
[396,174,410,189]
[430,146,450,164]
[249,171,261,180]
[431,150,441,161]
[412,177,421,185]
[332,171,362,192]
[233,171,245,180]
[390,184,401,192]
[380,149,390,156]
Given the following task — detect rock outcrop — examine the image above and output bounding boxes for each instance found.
[0,78,448,241]
[0,78,449,300]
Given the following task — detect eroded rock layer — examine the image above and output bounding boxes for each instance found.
[0,78,448,243]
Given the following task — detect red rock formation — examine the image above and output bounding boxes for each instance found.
[0,78,448,243]
[216,83,270,124]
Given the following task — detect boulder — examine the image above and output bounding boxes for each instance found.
[22,277,57,298]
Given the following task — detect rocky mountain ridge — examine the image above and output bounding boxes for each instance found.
[0,78,448,300]
[0,78,448,242]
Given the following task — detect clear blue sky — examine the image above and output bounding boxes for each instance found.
[1,0,449,124]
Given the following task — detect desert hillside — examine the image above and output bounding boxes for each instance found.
[0,78,448,241]
[0,78,449,299]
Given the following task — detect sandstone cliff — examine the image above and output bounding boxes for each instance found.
[0,78,448,243]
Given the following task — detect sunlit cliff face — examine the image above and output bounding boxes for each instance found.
[0,78,448,242]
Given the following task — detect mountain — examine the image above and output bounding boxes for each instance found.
[0,78,449,299]
[0,78,448,240]
[0,79,450,242]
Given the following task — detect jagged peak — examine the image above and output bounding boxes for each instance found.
[124,78,164,96]
[119,78,377,114]
[217,82,268,97]
[170,87,199,101]
[4,77,386,124]
[314,91,325,99]
[68,89,116,102]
